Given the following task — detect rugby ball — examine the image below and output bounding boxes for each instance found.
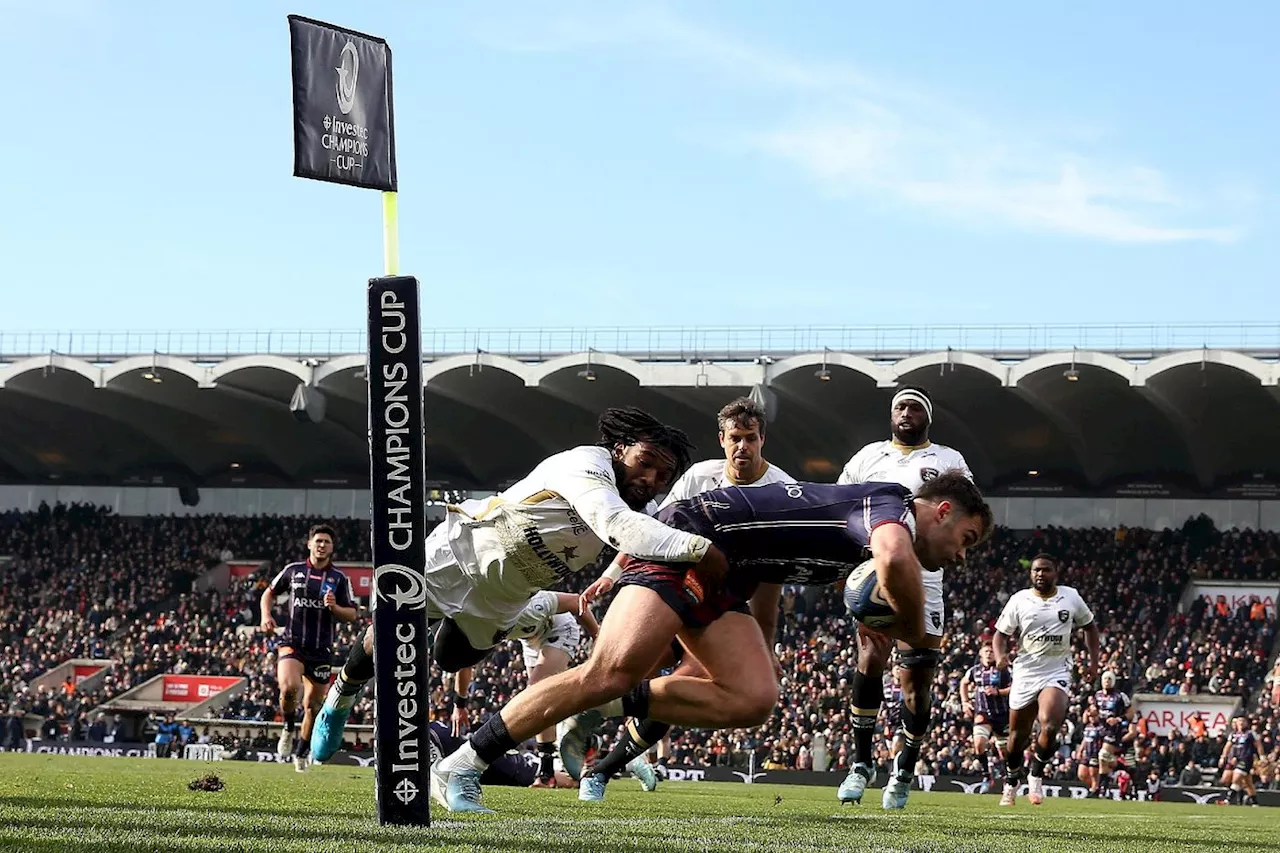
[843,560,897,628]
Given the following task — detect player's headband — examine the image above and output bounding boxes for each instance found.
[891,389,932,423]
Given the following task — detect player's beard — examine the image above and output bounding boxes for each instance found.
[892,422,926,446]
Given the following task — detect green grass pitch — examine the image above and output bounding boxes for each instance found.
[0,754,1273,852]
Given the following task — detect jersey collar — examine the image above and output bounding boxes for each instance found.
[722,460,770,486]
[890,439,931,455]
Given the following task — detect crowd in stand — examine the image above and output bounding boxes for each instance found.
[2,501,1278,794]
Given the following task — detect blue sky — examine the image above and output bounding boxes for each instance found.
[2,1,1276,340]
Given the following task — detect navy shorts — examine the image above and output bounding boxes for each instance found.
[278,644,333,684]
[616,556,751,629]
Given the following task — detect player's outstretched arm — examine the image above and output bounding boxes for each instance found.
[551,459,714,567]
[959,669,975,715]
[868,523,926,644]
[580,555,624,608]
[552,591,600,639]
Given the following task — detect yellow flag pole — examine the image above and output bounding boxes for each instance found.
[382,191,400,276]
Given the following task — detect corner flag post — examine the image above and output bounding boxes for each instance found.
[287,15,430,826]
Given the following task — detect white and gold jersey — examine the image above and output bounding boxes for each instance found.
[660,458,795,508]
[439,445,709,615]
[837,440,972,494]
[996,586,1094,682]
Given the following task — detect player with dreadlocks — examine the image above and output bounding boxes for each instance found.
[310,407,725,764]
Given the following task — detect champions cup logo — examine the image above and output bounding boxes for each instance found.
[375,563,427,611]
[335,40,359,114]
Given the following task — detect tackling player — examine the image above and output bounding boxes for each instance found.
[836,386,974,810]
[309,408,727,764]
[577,396,794,799]
[431,472,992,814]
[959,642,1011,792]
[259,524,358,771]
[993,553,1100,806]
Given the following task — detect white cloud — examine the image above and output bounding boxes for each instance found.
[481,8,1244,244]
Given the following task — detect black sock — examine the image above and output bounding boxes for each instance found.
[892,733,923,783]
[294,737,310,757]
[976,751,990,776]
[1029,743,1054,778]
[338,641,374,691]
[285,716,296,733]
[1004,749,1025,787]
[592,718,671,779]
[620,682,652,721]
[537,741,556,781]
[850,671,882,767]
[471,714,518,765]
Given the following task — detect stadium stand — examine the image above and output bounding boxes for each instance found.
[1,504,1277,792]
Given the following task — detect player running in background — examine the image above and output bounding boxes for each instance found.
[432,473,991,814]
[836,386,974,810]
[309,408,727,764]
[1093,670,1134,798]
[259,524,357,771]
[1218,715,1260,806]
[508,591,600,787]
[959,642,1011,792]
[993,553,1099,806]
[577,396,794,799]
[1075,706,1106,795]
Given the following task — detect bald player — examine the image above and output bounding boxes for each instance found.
[836,385,974,810]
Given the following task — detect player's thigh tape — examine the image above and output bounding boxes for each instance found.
[898,646,941,670]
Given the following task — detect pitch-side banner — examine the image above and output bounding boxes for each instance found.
[288,15,397,191]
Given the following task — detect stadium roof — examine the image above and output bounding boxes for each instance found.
[1,324,1278,492]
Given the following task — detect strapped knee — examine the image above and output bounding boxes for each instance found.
[898,646,941,671]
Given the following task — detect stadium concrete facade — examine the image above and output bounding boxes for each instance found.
[2,326,1279,529]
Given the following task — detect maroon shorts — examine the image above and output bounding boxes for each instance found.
[616,556,752,629]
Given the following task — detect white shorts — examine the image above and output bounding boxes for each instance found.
[1009,670,1072,711]
[412,525,530,652]
[922,570,945,638]
[520,613,582,669]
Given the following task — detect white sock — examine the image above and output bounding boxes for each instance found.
[438,741,490,773]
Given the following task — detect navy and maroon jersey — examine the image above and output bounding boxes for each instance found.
[1080,723,1105,760]
[1230,730,1259,763]
[269,560,354,654]
[967,664,1012,722]
[673,481,916,587]
[1094,689,1131,721]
